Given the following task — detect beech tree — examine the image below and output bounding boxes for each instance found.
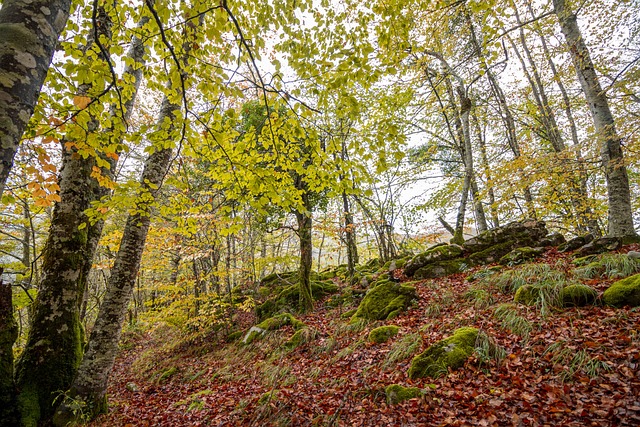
[0,0,73,196]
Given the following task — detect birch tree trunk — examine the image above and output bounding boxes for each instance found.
[0,0,72,196]
[553,0,636,238]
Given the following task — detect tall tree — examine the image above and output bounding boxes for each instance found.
[553,0,637,237]
[0,0,73,195]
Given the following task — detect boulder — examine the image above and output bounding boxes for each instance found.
[559,284,598,307]
[462,219,548,253]
[558,234,595,253]
[351,282,417,321]
[603,274,640,308]
[413,259,469,280]
[243,313,305,344]
[538,232,566,247]
[385,384,423,404]
[404,244,463,277]
[256,280,339,320]
[499,246,545,266]
[467,242,514,265]
[575,237,622,256]
[368,325,400,344]
[408,327,478,379]
[514,284,540,305]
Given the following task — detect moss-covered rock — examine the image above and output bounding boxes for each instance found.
[351,282,417,321]
[385,384,423,404]
[256,281,339,320]
[499,246,545,266]
[463,219,548,253]
[560,284,598,307]
[465,266,501,282]
[243,313,305,344]
[285,328,316,349]
[404,244,464,277]
[603,274,640,308]
[572,254,599,266]
[368,325,400,344]
[558,234,594,253]
[468,242,514,265]
[538,232,566,247]
[513,284,540,305]
[576,236,622,256]
[413,259,469,279]
[408,327,478,379]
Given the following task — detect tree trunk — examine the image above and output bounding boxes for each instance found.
[53,93,178,424]
[295,189,313,312]
[53,8,195,416]
[0,0,73,196]
[473,111,499,228]
[552,0,634,237]
[342,192,359,277]
[0,269,19,426]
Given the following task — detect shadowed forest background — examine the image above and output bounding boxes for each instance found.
[0,0,639,425]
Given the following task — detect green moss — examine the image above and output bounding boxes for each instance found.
[413,259,468,280]
[572,255,598,267]
[258,390,278,405]
[408,327,478,379]
[514,284,540,305]
[499,246,544,266]
[560,284,598,307]
[368,325,400,344]
[603,274,640,308]
[257,313,305,331]
[385,384,423,404]
[285,328,316,348]
[468,242,514,265]
[404,244,464,277]
[351,282,417,321]
[340,308,357,319]
[226,331,244,342]
[158,367,178,383]
[256,281,339,320]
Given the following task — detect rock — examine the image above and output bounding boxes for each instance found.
[627,251,640,260]
[603,274,640,308]
[621,235,640,245]
[558,234,595,253]
[351,282,417,321]
[404,244,463,277]
[243,326,267,344]
[256,280,339,320]
[575,237,622,256]
[243,313,305,344]
[538,232,566,247]
[385,384,423,404]
[413,259,469,280]
[462,219,548,253]
[514,285,540,305]
[285,328,316,348]
[468,242,514,265]
[559,284,598,307]
[368,325,400,344]
[499,246,545,266]
[408,327,478,379]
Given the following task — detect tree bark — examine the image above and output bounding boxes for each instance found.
[53,94,178,424]
[342,192,359,277]
[0,0,73,196]
[0,269,19,426]
[553,0,636,237]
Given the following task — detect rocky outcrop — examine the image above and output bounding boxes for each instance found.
[403,220,551,279]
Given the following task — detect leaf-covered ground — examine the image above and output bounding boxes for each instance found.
[91,247,640,426]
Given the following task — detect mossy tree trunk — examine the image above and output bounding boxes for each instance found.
[553,0,636,238]
[53,94,179,425]
[342,191,359,278]
[0,269,19,426]
[295,190,314,313]
[53,14,199,422]
[0,0,72,196]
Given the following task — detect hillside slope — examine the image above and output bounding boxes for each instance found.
[91,246,640,426]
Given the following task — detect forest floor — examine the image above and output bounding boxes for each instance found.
[91,246,640,427]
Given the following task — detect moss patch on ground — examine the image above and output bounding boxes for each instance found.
[368,325,400,344]
[408,327,478,379]
[385,384,423,404]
